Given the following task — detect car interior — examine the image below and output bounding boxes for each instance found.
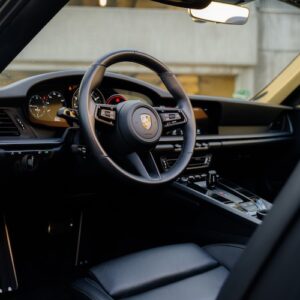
[1,0,300,300]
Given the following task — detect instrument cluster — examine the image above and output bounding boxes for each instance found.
[27,83,134,127]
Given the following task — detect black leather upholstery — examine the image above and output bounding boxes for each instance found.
[73,243,244,300]
[204,244,244,271]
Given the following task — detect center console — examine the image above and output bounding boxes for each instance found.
[156,118,273,225]
[175,170,272,224]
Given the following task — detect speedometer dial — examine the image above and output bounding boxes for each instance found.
[29,95,48,119]
[72,88,105,109]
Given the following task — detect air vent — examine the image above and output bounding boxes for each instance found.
[269,114,291,133]
[0,109,20,136]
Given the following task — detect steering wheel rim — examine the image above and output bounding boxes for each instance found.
[78,50,196,185]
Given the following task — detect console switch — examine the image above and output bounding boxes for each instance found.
[240,202,258,213]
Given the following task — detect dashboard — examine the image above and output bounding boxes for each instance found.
[0,70,292,140]
[27,76,153,127]
[0,69,294,179]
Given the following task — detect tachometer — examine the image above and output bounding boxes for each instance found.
[47,91,66,120]
[106,94,127,105]
[72,88,105,109]
[29,95,48,119]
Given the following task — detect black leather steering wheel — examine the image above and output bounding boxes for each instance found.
[78,50,196,185]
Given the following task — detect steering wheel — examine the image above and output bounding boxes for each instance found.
[78,50,196,185]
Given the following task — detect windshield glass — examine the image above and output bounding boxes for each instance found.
[0,0,299,102]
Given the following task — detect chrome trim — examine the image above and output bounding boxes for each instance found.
[3,216,19,290]
[75,211,83,267]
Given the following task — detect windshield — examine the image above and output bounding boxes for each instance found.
[0,0,299,102]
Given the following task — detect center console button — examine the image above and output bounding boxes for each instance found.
[255,199,267,211]
[188,175,195,182]
[194,175,202,181]
[240,202,258,213]
[174,144,182,152]
[179,177,189,184]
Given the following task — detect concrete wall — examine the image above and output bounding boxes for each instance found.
[7,1,300,97]
[254,0,300,92]
[15,6,257,67]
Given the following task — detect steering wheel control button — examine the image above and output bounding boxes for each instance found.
[100,109,116,120]
[156,108,187,128]
[95,104,117,126]
[161,112,181,122]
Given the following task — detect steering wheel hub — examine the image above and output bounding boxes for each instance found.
[117,101,162,149]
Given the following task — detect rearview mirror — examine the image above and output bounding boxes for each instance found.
[189,2,249,25]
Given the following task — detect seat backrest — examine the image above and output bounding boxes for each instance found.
[218,162,300,300]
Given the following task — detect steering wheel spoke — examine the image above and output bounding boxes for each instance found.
[155,107,187,129]
[126,151,161,180]
[95,104,117,126]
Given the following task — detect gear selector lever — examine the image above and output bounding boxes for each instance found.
[206,170,218,189]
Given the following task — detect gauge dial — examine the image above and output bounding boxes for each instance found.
[72,88,105,109]
[106,94,127,105]
[47,91,66,120]
[29,95,48,119]
[48,91,66,106]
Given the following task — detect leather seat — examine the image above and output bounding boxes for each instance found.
[73,243,244,300]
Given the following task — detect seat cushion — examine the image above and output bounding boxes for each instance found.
[89,243,219,298]
[73,243,244,300]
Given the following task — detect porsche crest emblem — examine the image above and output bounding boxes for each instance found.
[140,114,152,130]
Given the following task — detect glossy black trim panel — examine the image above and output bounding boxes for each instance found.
[160,131,293,143]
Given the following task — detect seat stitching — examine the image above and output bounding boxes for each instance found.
[203,243,245,250]
[112,263,221,298]
[120,266,227,300]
